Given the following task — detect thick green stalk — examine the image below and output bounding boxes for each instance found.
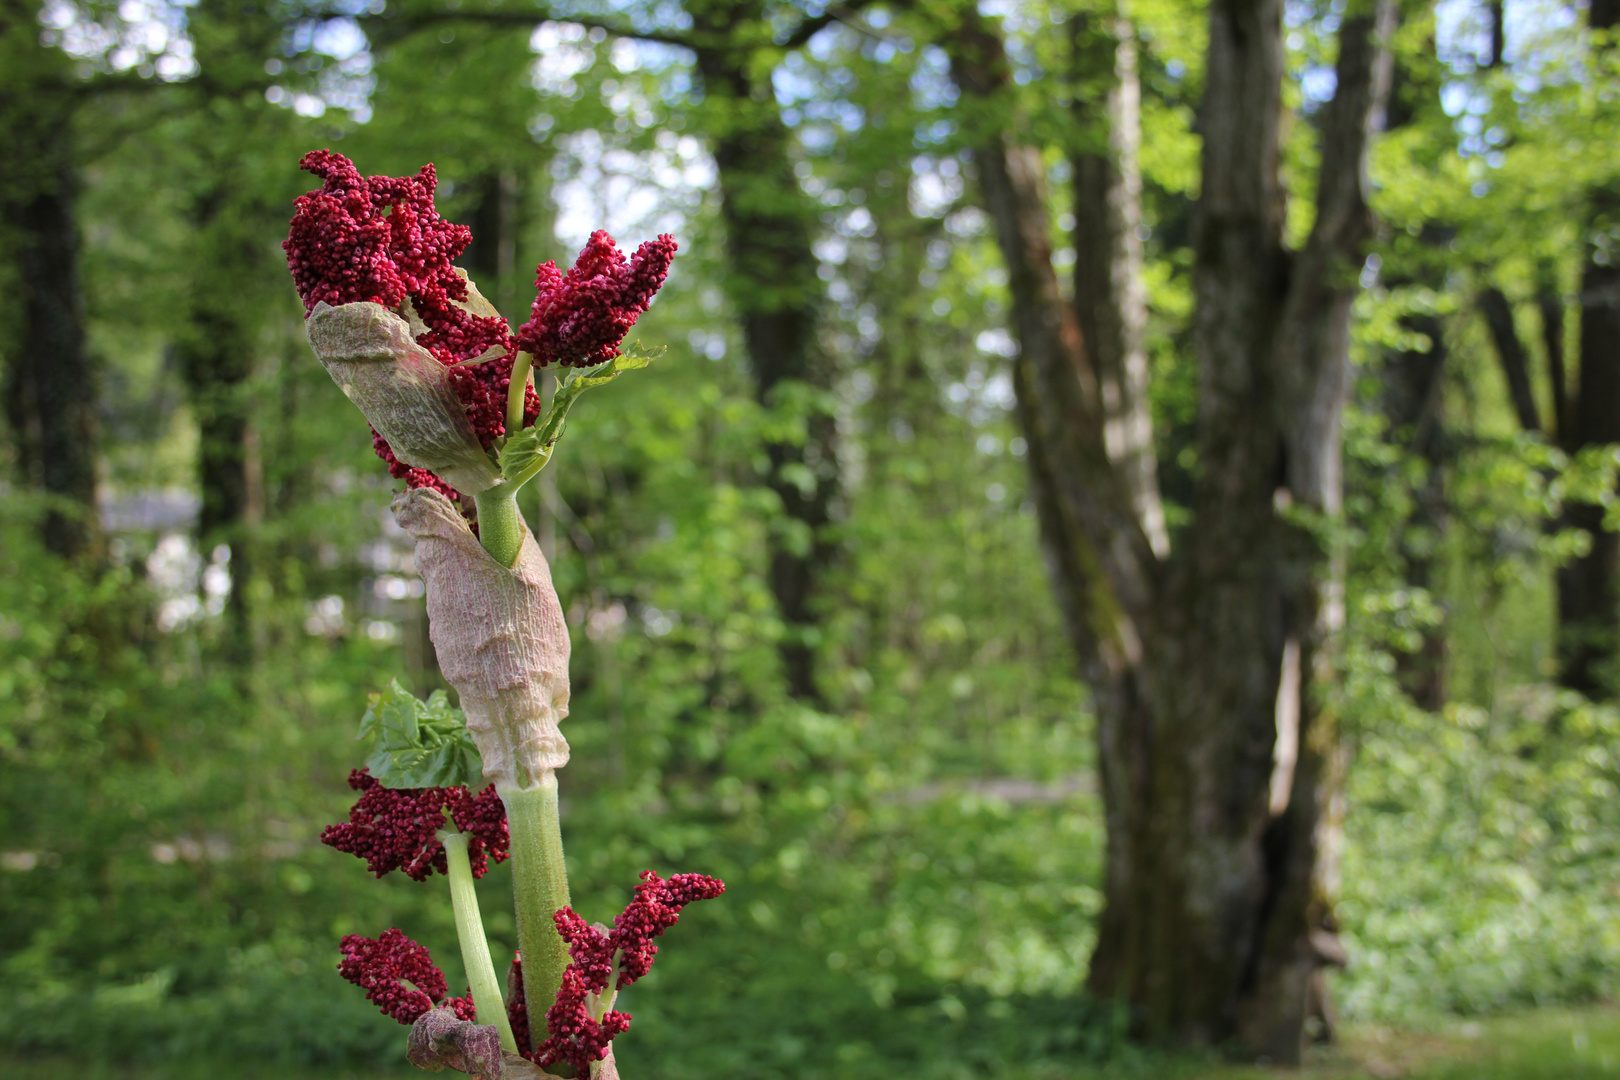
[440,831,518,1054]
[500,774,572,1043]
[474,485,523,568]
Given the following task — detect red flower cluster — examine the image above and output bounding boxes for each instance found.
[320,769,509,882]
[538,967,632,1073]
[283,150,538,499]
[284,150,511,366]
[515,230,678,368]
[508,871,724,1074]
[339,928,476,1025]
[286,151,677,499]
[560,871,726,989]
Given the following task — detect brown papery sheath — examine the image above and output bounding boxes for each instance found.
[393,487,571,790]
[307,301,503,497]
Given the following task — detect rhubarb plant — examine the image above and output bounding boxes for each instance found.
[284,150,722,1080]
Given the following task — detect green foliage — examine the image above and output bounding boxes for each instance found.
[1339,691,1620,1019]
[357,679,482,789]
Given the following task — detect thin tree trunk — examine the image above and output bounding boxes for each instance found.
[1561,232,1620,695]
[1372,17,1452,713]
[176,298,260,655]
[944,0,1389,1056]
[0,9,100,561]
[1480,287,1543,434]
[1539,270,1570,447]
[1383,305,1449,711]
[693,12,838,703]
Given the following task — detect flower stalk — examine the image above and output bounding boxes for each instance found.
[507,350,535,435]
[439,829,518,1053]
[501,774,574,1042]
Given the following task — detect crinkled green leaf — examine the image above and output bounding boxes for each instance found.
[357,678,484,788]
[499,423,552,482]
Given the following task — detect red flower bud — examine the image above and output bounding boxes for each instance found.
[338,928,476,1025]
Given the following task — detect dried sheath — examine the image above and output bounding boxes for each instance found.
[307,301,502,496]
[393,487,571,790]
[408,1007,505,1079]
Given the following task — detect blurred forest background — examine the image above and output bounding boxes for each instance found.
[3,0,1620,1074]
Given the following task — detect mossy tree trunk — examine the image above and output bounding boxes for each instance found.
[943,0,1391,1059]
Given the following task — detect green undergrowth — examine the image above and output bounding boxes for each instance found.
[4,1004,1617,1080]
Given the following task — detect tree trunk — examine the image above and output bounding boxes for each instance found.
[1070,6,1167,558]
[1557,0,1620,697]
[692,12,838,703]
[1480,287,1542,434]
[944,0,1389,1057]
[176,296,261,654]
[1561,235,1620,696]
[1382,303,1449,711]
[0,7,100,561]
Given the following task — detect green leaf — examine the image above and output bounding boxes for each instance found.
[357,678,484,789]
[494,342,664,485]
[619,339,666,366]
[499,423,553,483]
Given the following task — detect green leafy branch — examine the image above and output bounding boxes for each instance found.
[358,678,483,789]
[497,341,665,491]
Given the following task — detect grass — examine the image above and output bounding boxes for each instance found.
[1043,1005,1620,1080]
[3,1004,1617,1079]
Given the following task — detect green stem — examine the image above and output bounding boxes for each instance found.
[507,351,534,435]
[500,774,572,1045]
[440,831,518,1054]
[474,485,523,568]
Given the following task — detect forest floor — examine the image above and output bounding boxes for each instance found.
[1114,1003,1620,1080]
[4,1003,1616,1079]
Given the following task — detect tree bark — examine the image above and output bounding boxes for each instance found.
[944,0,1389,1057]
[1070,6,1168,558]
[1539,271,1570,447]
[691,4,839,703]
[1561,226,1620,696]
[172,5,282,655]
[1555,0,1620,697]
[176,294,261,654]
[0,2,100,561]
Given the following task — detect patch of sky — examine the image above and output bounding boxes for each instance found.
[549,127,714,250]
[265,11,374,120]
[944,365,1016,424]
[1434,0,1584,154]
[39,0,196,80]
[910,45,959,110]
[815,235,849,267]
[911,154,965,219]
[531,20,595,99]
[944,206,986,239]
